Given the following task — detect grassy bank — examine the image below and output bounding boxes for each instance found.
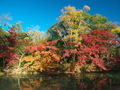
[0,72,4,76]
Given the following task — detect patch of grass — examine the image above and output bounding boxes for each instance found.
[0,72,4,75]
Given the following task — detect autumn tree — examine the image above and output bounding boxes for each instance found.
[48,5,90,44]
[61,29,119,72]
[21,39,60,72]
[0,27,20,66]
[78,30,118,71]
[0,26,29,68]
[47,5,91,65]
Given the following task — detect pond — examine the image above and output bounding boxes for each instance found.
[0,72,120,90]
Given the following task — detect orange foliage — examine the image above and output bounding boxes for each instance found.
[21,40,60,72]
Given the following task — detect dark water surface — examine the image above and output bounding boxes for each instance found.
[0,72,120,90]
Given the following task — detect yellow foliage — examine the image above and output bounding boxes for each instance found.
[24,37,30,40]
[59,5,90,44]
[111,27,120,33]
[83,5,90,11]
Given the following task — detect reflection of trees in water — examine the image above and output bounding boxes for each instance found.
[78,73,120,90]
[78,78,108,90]
[19,76,65,90]
[0,73,120,90]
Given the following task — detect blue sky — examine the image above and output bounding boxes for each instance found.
[0,0,120,32]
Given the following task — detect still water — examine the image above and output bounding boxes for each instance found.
[0,72,120,90]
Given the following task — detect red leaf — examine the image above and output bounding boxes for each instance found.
[44,39,59,46]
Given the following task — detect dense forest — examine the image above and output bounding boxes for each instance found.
[0,5,120,74]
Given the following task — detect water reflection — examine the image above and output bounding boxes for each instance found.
[0,72,120,90]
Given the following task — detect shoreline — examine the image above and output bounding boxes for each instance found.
[0,69,120,76]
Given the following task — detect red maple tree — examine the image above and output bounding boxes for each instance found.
[0,27,20,66]
[61,29,118,71]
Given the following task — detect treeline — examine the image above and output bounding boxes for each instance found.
[0,5,120,74]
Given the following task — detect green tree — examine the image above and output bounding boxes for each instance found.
[83,13,117,30]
